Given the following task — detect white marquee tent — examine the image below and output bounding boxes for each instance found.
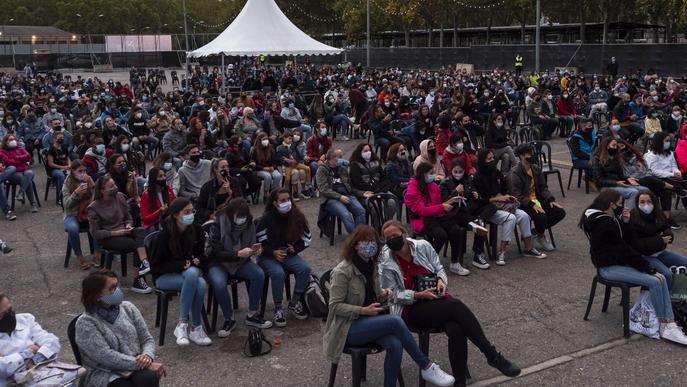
[188,0,343,57]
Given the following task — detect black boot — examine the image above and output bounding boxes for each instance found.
[487,352,521,377]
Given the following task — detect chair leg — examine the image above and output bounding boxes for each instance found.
[397,370,405,387]
[556,172,565,198]
[231,282,239,310]
[621,285,631,338]
[155,294,162,327]
[351,354,363,387]
[567,167,574,190]
[548,228,556,249]
[159,296,169,346]
[211,297,219,332]
[361,355,367,381]
[418,331,430,387]
[577,168,583,188]
[87,233,94,255]
[583,277,598,320]
[601,285,612,313]
[121,254,128,278]
[105,252,113,270]
[285,274,292,302]
[33,182,40,207]
[64,240,72,268]
[201,305,211,332]
[328,363,338,387]
[44,178,50,201]
[260,277,270,317]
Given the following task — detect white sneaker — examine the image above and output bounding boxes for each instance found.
[189,325,213,346]
[468,220,488,236]
[661,323,687,345]
[421,362,455,387]
[449,262,470,276]
[174,323,190,346]
[496,252,507,266]
[535,235,555,251]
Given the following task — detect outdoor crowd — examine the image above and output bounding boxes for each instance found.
[2,60,687,387]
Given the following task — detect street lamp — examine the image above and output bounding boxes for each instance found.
[182,0,190,91]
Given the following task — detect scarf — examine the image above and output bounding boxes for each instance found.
[352,255,376,306]
[95,305,120,324]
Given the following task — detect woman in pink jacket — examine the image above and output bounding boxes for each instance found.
[0,133,38,212]
[404,161,469,275]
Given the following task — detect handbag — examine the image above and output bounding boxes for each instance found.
[412,272,437,292]
[494,200,519,213]
[243,328,272,357]
[670,266,687,302]
[13,360,85,387]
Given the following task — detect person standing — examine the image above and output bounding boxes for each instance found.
[514,53,524,77]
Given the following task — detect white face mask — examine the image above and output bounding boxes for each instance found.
[453,143,464,153]
[261,139,269,147]
[277,201,292,214]
[159,111,166,116]
[639,203,654,215]
[7,140,17,148]
[135,113,142,119]
[121,144,130,152]
[293,135,301,142]
[452,171,464,181]
[85,122,93,128]
[234,216,247,225]
[361,150,372,161]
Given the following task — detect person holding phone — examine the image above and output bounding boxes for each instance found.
[323,225,455,387]
[378,220,521,387]
[196,158,241,224]
[206,198,272,337]
[149,198,212,347]
[139,167,175,230]
[63,160,98,269]
[629,191,687,274]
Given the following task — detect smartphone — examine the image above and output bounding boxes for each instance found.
[252,243,262,250]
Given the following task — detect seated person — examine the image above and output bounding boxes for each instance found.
[305,120,332,177]
[88,174,151,293]
[368,104,406,159]
[149,198,212,347]
[379,221,520,386]
[152,152,180,195]
[226,135,262,199]
[161,119,187,168]
[581,190,687,345]
[0,134,39,212]
[612,93,644,144]
[0,293,73,386]
[484,114,516,173]
[139,167,175,230]
[76,270,165,387]
[206,198,273,334]
[46,130,70,200]
[413,139,445,180]
[82,137,111,181]
[592,138,651,209]
[196,158,241,225]
[643,109,663,139]
[555,91,577,137]
[442,131,474,176]
[276,130,312,201]
[315,148,366,234]
[251,132,282,203]
[178,144,212,201]
[323,225,455,387]
[384,143,412,202]
[509,144,566,252]
[569,119,596,175]
[63,160,98,269]
[527,92,558,140]
[349,143,397,222]
[256,188,312,327]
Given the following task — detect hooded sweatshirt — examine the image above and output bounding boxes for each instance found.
[583,209,652,273]
[178,158,212,199]
[413,139,445,180]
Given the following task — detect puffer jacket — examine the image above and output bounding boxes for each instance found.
[404,177,446,234]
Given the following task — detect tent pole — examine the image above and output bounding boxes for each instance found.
[221,53,226,94]
[183,0,190,92]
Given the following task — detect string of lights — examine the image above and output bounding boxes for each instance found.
[186,13,236,29]
[370,0,420,17]
[451,0,507,9]
[285,3,341,22]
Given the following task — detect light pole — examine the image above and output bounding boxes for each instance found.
[366,0,370,68]
[535,0,541,73]
[182,0,190,91]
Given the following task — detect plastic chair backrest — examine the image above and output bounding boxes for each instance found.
[365,192,398,232]
[67,314,82,365]
[529,140,554,170]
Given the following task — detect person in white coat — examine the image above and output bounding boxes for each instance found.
[0,294,61,387]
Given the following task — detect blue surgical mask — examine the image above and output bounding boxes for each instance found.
[277,201,292,214]
[121,144,130,152]
[611,124,621,132]
[95,144,106,154]
[163,162,172,171]
[181,213,194,225]
[425,174,435,183]
[356,242,378,260]
[664,142,672,151]
[336,158,349,167]
[99,287,124,306]
[320,128,328,136]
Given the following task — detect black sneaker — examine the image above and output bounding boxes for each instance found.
[246,314,274,329]
[674,187,687,198]
[131,277,153,294]
[273,309,287,327]
[292,191,302,202]
[471,253,490,270]
[138,260,151,276]
[1,242,12,254]
[668,218,682,230]
[217,320,237,338]
[301,190,312,199]
[523,248,547,259]
[288,300,308,320]
[488,352,521,377]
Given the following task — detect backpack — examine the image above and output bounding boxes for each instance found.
[673,300,687,335]
[303,270,332,319]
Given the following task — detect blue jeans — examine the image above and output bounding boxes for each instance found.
[207,262,265,321]
[331,114,351,136]
[605,186,648,209]
[7,169,36,204]
[325,196,366,233]
[51,169,66,194]
[155,267,207,327]
[64,215,85,256]
[257,254,311,308]
[0,166,16,213]
[346,315,431,387]
[400,123,419,153]
[299,124,313,141]
[650,250,687,268]
[309,161,320,178]
[598,264,674,320]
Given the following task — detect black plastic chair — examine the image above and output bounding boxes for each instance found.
[319,211,343,246]
[530,140,565,197]
[565,137,590,194]
[259,270,294,317]
[328,344,405,387]
[40,149,62,205]
[102,249,133,278]
[64,226,95,268]
[583,273,642,338]
[364,192,399,233]
[3,179,41,211]
[67,315,83,366]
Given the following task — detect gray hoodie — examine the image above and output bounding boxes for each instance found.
[178,158,211,199]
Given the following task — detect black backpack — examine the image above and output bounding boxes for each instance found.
[303,270,333,319]
[673,301,687,335]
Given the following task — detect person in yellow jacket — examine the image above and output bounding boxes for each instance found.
[515,53,524,76]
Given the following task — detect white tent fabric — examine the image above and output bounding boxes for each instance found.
[188,0,343,57]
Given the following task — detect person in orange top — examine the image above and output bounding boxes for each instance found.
[140,167,175,230]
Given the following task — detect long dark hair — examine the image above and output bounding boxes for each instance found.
[578,189,622,229]
[162,198,195,258]
[93,174,113,201]
[631,190,666,225]
[476,148,496,175]
[649,132,672,156]
[146,167,168,211]
[414,162,434,198]
[265,188,308,243]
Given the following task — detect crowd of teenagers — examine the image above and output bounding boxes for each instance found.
[2,60,687,386]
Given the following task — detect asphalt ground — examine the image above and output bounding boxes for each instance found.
[2,71,687,386]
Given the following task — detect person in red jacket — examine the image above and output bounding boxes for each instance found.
[0,133,38,211]
[555,92,577,137]
[442,132,474,176]
[305,120,332,177]
[140,167,175,230]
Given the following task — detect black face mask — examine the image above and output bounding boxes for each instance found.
[220,169,229,178]
[613,205,624,217]
[0,310,17,334]
[608,148,618,156]
[156,180,167,187]
[386,235,405,252]
[190,154,201,163]
[427,149,437,157]
[525,155,537,164]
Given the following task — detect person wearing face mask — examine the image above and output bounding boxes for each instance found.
[0,293,71,387]
[509,144,566,252]
[413,139,445,180]
[368,105,407,161]
[442,131,474,176]
[305,120,333,177]
[276,131,313,201]
[324,93,352,141]
[256,188,312,326]
[251,132,282,203]
[384,143,413,201]
[484,114,517,173]
[128,107,159,159]
[587,82,609,118]
[0,112,19,138]
[196,159,242,224]
[140,167,175,230]
[643,109,663,139]
[569,118,597,179]
[88,174,152,293]
[280,101,313,140]
[45,131,70,200]
[108,153,143,207]
[149,198,212,346]
[177,144,212,201]
[324,225,456,387]
[41,103,65,132]
[555,91,577,137]
[206,198,272,335]
[161,118,187,167]
[666,107,684,135]
[591,138,651,210]
[349,143,396,219]
[316,148,367,234]
[152,152,180,195]
[146,107,172,139]
[378,220,520,386]
[612,93,645,144]
[17,109,45,163]
[644,132,687,227]
[41,117,73,152]
[62,160,98,269]
[527,93,558,140]
[76,270,165,387]
[581,190,687,345]
[0,134,39,212]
